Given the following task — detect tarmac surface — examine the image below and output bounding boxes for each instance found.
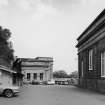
[0,85,105,105]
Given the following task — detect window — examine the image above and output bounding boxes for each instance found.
[81,61,83,77]
[101,51,105,77]
[33,73,37,80]
[40,73,43,80]
[27,73,31,80]
[89,49,93,70]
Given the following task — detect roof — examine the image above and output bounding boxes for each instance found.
[20,57,53,62]
[22,65,49,68]
[77,9,105,41]
[35,57,53,62]
[0,65,16,73]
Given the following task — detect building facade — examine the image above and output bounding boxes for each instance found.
[21,57,53,83]
[0,65,16,86]
[76,9,105,92]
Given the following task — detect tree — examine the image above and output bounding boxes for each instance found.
[53,70,68,78]
[13,58,22,73]
[0,26,14,67]
[69,71,78,78]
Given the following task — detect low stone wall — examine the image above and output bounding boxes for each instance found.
[86,79,97,90]
[79,78,105,93]
[79,78,87,88]
[97,79,105,93]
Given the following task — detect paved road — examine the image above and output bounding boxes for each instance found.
[0,85,105,105]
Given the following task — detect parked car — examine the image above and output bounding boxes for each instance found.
[55,81,69,85]
[31,80,40,85]
[61,81,69,85]
[39,81,44,85]
[70,78,78,85]
[0,85,20,98]
[47,80,55,85]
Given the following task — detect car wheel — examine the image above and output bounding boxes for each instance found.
[4,89,14,98]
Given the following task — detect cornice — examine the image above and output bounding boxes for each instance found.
[76,9,105,47]
[78,26,105,53]
[77,9,105,41]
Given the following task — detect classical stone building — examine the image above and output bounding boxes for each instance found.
[76,9,105,92]
[21,57,53,83]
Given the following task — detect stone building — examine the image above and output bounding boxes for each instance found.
[76,9,105,92]
[21,57,53,83]
[0,65,16,86]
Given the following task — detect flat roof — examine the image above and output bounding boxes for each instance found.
[20,57,53,62]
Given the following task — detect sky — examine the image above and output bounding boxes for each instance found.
[0,0,105,74]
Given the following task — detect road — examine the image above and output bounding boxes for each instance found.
[0,85,105,105]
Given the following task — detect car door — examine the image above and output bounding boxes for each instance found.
[0,83,4,94]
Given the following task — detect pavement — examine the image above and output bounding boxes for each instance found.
[0,85,105,105]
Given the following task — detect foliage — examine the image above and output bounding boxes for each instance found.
[69,71,78,78]
[0,26,14,66]
[53,70,68,78]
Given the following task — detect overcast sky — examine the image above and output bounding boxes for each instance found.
[0,0,105,74]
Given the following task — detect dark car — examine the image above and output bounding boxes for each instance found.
[31,80,40,85]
